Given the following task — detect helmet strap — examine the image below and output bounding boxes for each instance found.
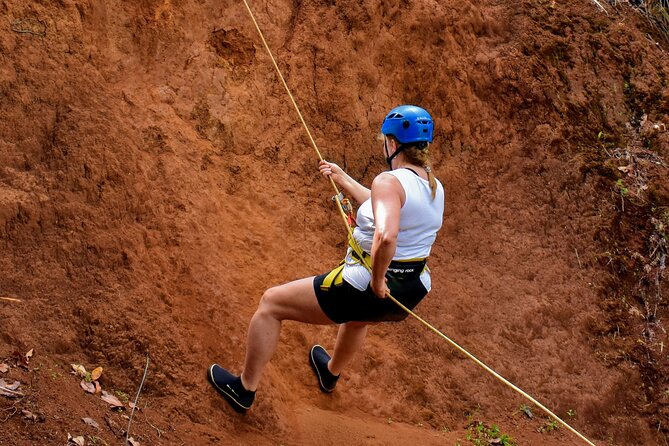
[384,138,404,170]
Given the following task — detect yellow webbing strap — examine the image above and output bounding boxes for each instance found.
[320,263,346,291]
[347,232,367,262]
[347,233,426,267]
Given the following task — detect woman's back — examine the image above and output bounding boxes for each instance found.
[352,168,444,260]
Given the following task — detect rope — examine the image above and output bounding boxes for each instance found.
[241,0,355,243]
[241,2,596,445]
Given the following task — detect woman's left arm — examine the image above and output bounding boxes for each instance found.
[370,173,405,298]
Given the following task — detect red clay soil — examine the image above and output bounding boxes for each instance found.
[1,0,669,445]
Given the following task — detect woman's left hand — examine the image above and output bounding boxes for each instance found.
[371,276,389,299]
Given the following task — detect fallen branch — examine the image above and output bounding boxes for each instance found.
[126,353,150,446]
[591,0,609,14]
[143,410,163,439]
[0,406,18,423]
[0,386,24,397]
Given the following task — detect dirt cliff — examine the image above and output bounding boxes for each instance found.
[1,0,668,445]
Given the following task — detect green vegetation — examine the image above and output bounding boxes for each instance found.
[87,436,109,446]
[465,421,516,446]
[538,417,560,433]
[114,389,130,404]
[616,179,630,197]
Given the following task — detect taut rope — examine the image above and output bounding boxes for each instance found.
[241,2,597,445]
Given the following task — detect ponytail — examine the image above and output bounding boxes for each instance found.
[403,144,437,200]
[425,165,437,200]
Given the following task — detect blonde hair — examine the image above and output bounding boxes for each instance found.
[402,145,438,200]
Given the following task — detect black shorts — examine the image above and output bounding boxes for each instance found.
[313,262,429,324]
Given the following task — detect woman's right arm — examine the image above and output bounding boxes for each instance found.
[319,160,371,204]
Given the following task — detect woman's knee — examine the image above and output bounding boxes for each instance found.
[257,286,288,318]
[254,277,328,324]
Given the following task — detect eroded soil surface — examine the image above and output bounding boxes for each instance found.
[1,0,668,445]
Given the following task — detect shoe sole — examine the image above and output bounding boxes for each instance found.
[207,364,250,413]
[309,345,335,393]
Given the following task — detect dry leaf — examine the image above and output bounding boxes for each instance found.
[71,364,87,377]
[94,381,101,394]
[67,433,85,446]
[0,388,20,398]
[128,437,140,446]
[101,390,124,408]
[91,367,103,381]
[80,380,95,394]
[0,378,23,397]
[22,410,37,421]
[0,379,20,391]
[0,363,8,373]
[12,350,29,367]
[82,417,100,429]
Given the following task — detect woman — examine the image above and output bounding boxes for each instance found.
[207,105,445,412]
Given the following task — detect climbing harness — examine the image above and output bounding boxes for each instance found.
[319,236,427,292]
[241,2,597,445]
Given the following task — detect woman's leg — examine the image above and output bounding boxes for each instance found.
[241,277,333,391]
[328,321,369,376]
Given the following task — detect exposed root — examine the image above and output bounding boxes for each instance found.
[10,18,46,37]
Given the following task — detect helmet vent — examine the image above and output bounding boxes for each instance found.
[402,120,410,129]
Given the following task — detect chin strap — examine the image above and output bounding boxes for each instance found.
[384,138,405,170]
[385,148,404,170]
[385,140,429,170]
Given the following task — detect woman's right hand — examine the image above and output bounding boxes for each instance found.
[319,160,345,182]
[370,275,390,299]
[319,159,371,204]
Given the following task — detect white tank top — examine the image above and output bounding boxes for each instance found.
[342,168,445,290]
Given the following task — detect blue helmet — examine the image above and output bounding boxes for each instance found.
[381,105,434,145]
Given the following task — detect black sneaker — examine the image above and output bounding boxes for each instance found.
[207,364,255,413]
[309,345,339,393]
